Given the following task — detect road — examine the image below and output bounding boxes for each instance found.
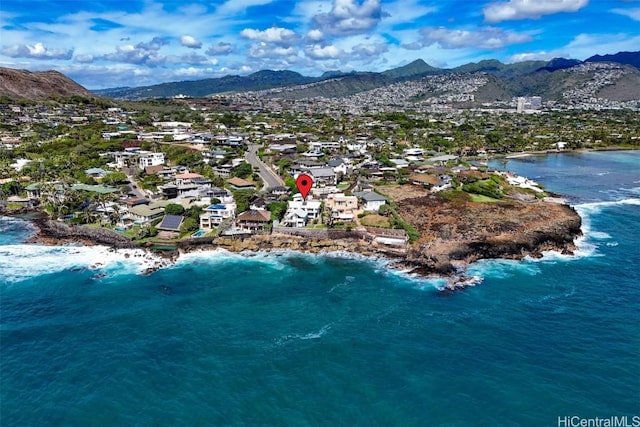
[245,144,285,190]
[123,167,150,199]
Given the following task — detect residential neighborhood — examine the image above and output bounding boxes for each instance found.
[0,91,637,248]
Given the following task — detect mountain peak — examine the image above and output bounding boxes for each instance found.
[0,67,94,100]
[382,59,440,79]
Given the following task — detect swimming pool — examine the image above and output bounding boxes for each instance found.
[191,229,206,237]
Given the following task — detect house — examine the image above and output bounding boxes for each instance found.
[227,177,255,190]
[200,202,236,230]
[157,214,184,232]
[249,196,268,211]
[70,184,119,195]
[281,209,308,228]
[24,183,41,200]
[426,154,458,165]
[85,168,110,179]
[325,193,358,222]
[358,192,386,212]
[236,209,271,232]
[409,174,441,187]
[309,167,337,187]
[270,186,289,196]
[284,195,322,225]
[199,187,234,204]
[127,202,166,224]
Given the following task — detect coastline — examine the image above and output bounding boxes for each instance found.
[9,198,583,290]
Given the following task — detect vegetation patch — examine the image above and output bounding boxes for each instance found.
[468,194,503,203]
[461,175,505,199]
[6,202,24,210]
[359,214,391,228]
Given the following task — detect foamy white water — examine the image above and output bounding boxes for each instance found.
[0,244,166,283]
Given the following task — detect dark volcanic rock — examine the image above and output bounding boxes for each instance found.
[398,196,582,276]
[30,218,140,249]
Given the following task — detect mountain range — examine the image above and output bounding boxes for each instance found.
[1,51,639,103]
[90,51,640,102]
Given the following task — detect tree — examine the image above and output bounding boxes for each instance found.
[164,203,185,216]
[180,217,199,234]
[101,171,127,186]
[231,189,255,213]
[232,162,253,179]
[267,201,288,221]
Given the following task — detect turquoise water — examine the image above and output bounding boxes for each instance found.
[1,151,639,426]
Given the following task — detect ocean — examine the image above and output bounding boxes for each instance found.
[1,151,638,426]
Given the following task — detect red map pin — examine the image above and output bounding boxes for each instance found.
[296,174,313,200]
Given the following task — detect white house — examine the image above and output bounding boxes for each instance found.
[282,209,308,228]
[138,152,165,169]
[200,202,236,230]
[359,192,386,212]
[283,195,322,227]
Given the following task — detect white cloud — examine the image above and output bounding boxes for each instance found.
[206,42,234,56]
[241,27,298,47]
[312,0,386,36]
[173,67,218,77]
[168,53,218,66]
[0,42,73,60]
[484,0,589,23]
[304,44,345,59]
[306,29,325,42]
[74,54,95,63]
[247,42,298,59]
[99,37,169,66]
[351,42,388,60]
[611,7,640,21]
[419,27,532,49]
[507,51,557,62]
[180,35,202,49]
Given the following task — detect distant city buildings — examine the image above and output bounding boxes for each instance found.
[515,96,542,113]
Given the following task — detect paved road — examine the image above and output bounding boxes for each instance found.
[245,144,285,190]
[123,167,150,199]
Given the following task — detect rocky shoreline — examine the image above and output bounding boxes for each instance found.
[14,198,582,291]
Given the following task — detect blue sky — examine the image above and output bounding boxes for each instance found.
[1,0,639,89]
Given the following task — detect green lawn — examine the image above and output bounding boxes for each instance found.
[468,194,503,203]
[6,203,25,210]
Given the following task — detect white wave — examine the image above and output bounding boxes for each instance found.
[0,244,167,283]
[274,323,332,346]
[466,258,542,280]
[572,197,639,258]
[575,198,640,216]
[589,231,612,240]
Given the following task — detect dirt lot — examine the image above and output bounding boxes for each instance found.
[374,184,428,202]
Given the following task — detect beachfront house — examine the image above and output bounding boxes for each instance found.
[200,202,236,230]
[236,209,271,233]
[325,193,358,222]
[281,209,308,228]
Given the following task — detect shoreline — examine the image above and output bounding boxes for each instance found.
[4,199,583,291]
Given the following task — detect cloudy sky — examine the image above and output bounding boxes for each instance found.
[1,0,639,89]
